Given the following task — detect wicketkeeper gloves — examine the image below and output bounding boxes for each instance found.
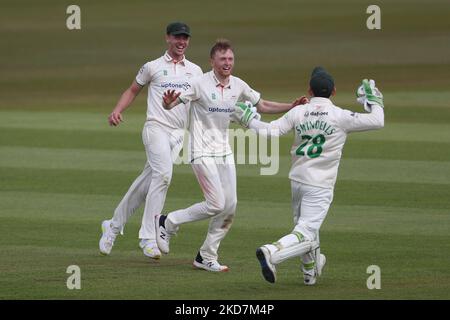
[245,101,261,121]
[356,79,384,112]
[230,101,260,127]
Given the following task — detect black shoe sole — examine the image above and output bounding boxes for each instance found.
[256,248,275,283]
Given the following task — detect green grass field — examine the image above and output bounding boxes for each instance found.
[1,0,449,299]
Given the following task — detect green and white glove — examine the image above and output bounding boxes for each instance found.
[230,102,258,127]
[244,100,261,121]
[356,79,384,112]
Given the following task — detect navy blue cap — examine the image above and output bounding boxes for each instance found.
[166,22,191,36]
[310,66,335,98]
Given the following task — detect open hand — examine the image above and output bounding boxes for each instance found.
[163,89,181,109]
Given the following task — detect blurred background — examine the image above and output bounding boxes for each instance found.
[1,0,449,112]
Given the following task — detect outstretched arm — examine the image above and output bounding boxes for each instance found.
[255,96,308,114]
[345,79,385,132]
[108,80,143,126]
[231,102,297,138]
[247,116,293,138]
[248,119,280,137]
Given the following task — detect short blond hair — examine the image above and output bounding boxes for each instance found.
[210,39,233,58]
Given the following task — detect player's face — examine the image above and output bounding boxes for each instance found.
[166,34,190,59]
[211,49,234,78]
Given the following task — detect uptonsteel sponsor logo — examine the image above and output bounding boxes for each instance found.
[160,82,191,91]
[208,107,234,113]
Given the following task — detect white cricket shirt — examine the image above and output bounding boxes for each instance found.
[250,97,384,189]
[179,70,261,161]
[135,51,203,129]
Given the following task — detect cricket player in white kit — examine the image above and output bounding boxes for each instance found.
[158,39,306,272]
[231,67,385,285]
[99,22,203,258]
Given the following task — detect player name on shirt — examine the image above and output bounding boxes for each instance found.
[295,120,336,136]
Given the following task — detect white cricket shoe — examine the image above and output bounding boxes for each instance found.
[155,214,171,254]
[99,220,119,255]
[256,246,277,283]
[303,253,326,286]
[139,239,161,260]
[192,252,229,272]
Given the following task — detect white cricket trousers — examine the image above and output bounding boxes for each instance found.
[291,180,334,242]
[166,155,237,262]
[111,121,184,240]
[290,181,333,267]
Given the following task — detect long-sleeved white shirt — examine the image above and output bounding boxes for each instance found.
[249,97,384,189]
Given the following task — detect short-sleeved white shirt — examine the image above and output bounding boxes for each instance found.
[135,51,203,129]
[179,70,261,161]
[264,97,384,189]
